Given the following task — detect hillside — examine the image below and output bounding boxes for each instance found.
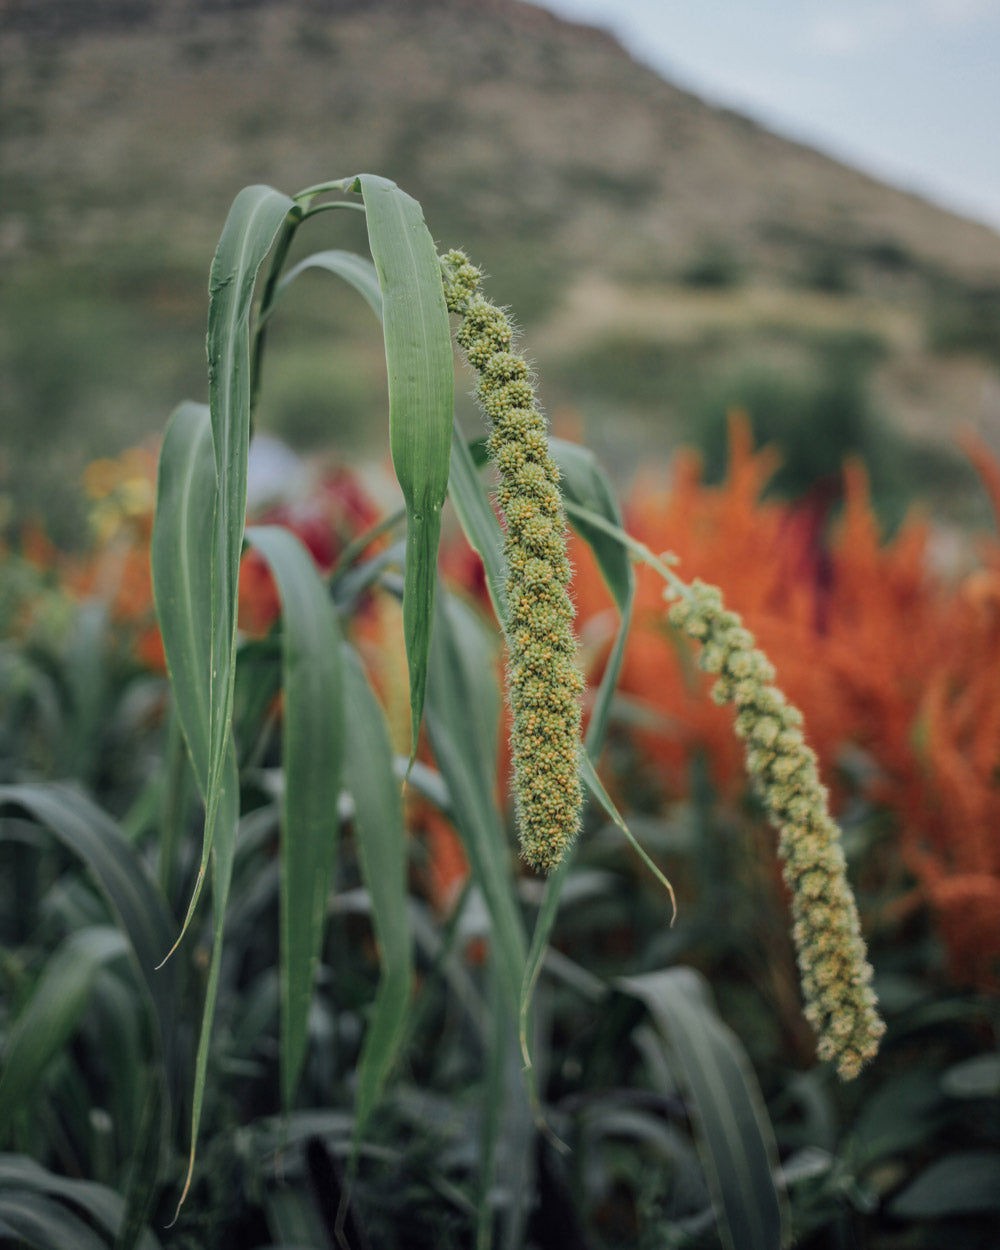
[3,0,1000,534]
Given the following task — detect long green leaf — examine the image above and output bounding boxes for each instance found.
[889,1152,1000,1218]
[0,783,175,1248]
[0,1157,161,1250]
[0,1191,110,1250]
[341,645,413,1144]
[150,400,221,959]
[245,525,345,1109]
[0,927,127,1130]
[152,402,215,794]
[551,436,634,612]
[175,740,240,1215]
[0,783,177,1056]
[619,967,787,1250]
[356,173,453,761]
[205,183,298,899]
[274,250,383,321]
[425,588,526,1015]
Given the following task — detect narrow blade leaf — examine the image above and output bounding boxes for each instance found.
[205,183,298,890]
[551,436,634,611]
[245,525,346,1109]
[150,401,216,946]
[425,588,526,1015]
[175,741,240,1215]
[619,967,787,1250]
[152,402,215,792]
[274,250,382,321]
[341,645,413,1142]
[356,173,453,760]
[0,928,127,1129]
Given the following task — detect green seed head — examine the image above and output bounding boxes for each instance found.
[667,579,885,1078]
[442,250,583,872]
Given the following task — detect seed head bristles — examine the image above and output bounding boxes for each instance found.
[442,250,584,872]
[667,579,885,1079]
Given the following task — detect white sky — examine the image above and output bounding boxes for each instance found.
[534,0,1000,231]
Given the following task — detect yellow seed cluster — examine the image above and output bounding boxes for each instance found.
[442,250,583,871]
[668,580,885,1079]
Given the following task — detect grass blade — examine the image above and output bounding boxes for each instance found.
[356,173,454,762]
[550,434,636,756]
[0,1192,111,1250]
[551,436,634,612]
[0,783,177,1053]
[152,402,214,791]
[0,1158,161,1250]
[150,401,216,948]
[245,525,346,1109]
[175,740,240,1215]
[425,588,526,1015]
[0,927,127,1131]
[273,250,383,321]
[205,183,298,909]
[341,645,413,1146]
[619,967,787,1250]
[0,784,175,1246]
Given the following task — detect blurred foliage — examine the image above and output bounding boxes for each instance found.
[2,415,999,1245]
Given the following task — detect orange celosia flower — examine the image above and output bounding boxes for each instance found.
[564,414,1000,989]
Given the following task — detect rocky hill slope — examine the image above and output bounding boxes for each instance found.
[2,0,999,531]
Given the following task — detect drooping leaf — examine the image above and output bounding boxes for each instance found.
[204,183,298,899]
[619,967,787,1250]
[356,173,454,761]
[274,250,382,321]
[341,645,413,1144]
[245,525,346,1109]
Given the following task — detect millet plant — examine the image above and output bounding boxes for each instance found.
[0,175,887,1250]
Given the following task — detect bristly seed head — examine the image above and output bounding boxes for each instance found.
[442,249,583,872]
[667,579,885,1080]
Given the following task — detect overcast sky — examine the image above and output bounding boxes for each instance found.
[535,0,1000,231]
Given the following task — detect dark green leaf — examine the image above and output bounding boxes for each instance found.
[889,1152,1000,1218]
[941,1053,1000,1099]
[0,1191,110,1250]
[619,967,787,1250]
[0,1157,161,1250]
[0,928,126,1130]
